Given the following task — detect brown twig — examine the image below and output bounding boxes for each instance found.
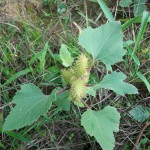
[132,122,150,150]
[72,21,82,34]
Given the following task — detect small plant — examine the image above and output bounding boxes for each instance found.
[129,105,150,122]
[3,20,139,150]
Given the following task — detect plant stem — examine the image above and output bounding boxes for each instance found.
[88,59,94,73]
[56,86,69,94]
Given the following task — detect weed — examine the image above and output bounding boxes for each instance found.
[0,0,150,150]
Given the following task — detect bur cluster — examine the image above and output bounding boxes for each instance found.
[61,54,89,102]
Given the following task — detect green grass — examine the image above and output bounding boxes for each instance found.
[0,0,150,149]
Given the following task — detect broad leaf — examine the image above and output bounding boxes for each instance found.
[86,87,96,97]
[81,106,120,150]
[93,71,138,96]
[119,0,132,7]
[59,44,74,67]
[55,88,70,111]
[3,84,57,131]
[129,105,150,122]
[78,21,125,65]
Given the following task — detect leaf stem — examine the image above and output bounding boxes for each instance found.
[56,86,69,94]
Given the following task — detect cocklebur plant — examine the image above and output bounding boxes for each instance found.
[3,21,138,150]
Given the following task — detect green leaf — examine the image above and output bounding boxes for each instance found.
[55,88,70,111]
[73,100,85,108]
[86,87,96,97]
[132,11,150,57]
[81,106,120,150]
[78,22,125,65]
[129,105,150,122]
[134,0,147,16]
[122,16,142,31]
[3,84,57,131]
[29,42,48,65]
[1,129,36,147]
[119,0,132,7]
[59,44,74,67]
[97,0,115,22]
[93,71,138,96]
[137,72,150,93]
[2,68,32,87]
[43,66,60,83]
[124,42,140,66]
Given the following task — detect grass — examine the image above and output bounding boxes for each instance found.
[0,0,150,149]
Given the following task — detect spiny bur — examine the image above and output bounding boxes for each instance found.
[70,79,86,101]
[61,68,74,85]
[74,53,88,77]
[61,53,89,103]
